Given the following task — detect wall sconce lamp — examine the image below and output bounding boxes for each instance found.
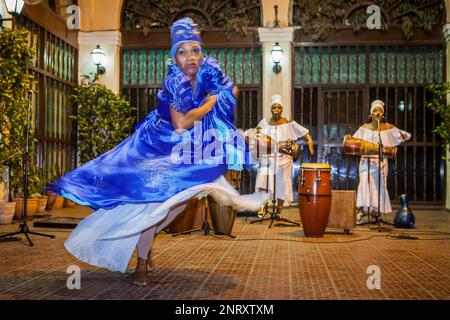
[271,42,283,74]
[273,4,280,28]
[0,0,25,24]
[91,45,106,75]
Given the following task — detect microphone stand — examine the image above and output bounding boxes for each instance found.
[0,91,55,246]
[171,195,236,239]
[251,119,300,228]
[370,117,392,232]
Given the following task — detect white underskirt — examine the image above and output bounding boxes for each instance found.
[64,175,270,273]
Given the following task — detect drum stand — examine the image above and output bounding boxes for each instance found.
[250,124,300,228]
[371,119,393,232]
[172,197,236,238]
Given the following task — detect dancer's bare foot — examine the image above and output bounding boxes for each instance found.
[132,257,148,286]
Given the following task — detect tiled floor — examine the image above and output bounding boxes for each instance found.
[0,206,449,300]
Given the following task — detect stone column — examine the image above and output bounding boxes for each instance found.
[258,27,294,120]
[443,23,450,210]
[78,31,122,93]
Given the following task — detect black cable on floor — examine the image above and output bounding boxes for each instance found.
[205,232,450,243]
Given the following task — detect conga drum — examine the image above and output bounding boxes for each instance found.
[224,170,242,191]
[244,128,274,159]
[165,198,201,233]
[343,135,397,159]
[207,196,237,236]
[298,163,332,237]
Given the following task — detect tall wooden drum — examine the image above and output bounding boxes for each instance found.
[298,163,332,237]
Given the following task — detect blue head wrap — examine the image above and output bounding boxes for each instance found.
[170,17,202,59]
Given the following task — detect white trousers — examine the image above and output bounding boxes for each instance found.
[255,155,294,203]
[356,157,392,214]
[136,202,187,259]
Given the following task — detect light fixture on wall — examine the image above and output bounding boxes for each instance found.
[271,42,283,74]
[0,0,25,23]
[273,4,280,28]
[91,44,106,75]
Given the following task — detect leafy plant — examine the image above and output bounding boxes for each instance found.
[9,163,41,199]
[71,76,136,164]
[427,83,450,147]
[0,27,40,199]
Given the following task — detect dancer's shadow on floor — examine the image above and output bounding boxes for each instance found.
[0,268,236,300]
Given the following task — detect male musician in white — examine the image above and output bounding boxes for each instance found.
[255,95,315,215]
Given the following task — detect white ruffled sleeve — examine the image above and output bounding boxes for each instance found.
[288,121,309,140]
[256,118,266,129]
[384,128,411,147]
[352,126,366,140]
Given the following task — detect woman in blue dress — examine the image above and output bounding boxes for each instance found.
[46,17,268,286]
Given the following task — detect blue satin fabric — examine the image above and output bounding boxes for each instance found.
[46,57,248,210]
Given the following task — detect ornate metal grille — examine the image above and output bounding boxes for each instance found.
[122,0,261,37]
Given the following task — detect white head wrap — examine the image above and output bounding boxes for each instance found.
[370,100,385,114]
[271,94,283,107]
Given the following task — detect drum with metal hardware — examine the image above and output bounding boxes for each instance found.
[280,138,300,161]
[298,163,332,237]
[343,135,397,159]
[207,196,237,236]
[224,170,242,191]
[165,198,201,233]
[244,127,274,159]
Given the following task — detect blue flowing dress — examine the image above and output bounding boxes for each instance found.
[47,57,247,210]
[46,57,268,272]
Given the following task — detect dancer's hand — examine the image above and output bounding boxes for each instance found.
[203,94,217,112]
[279,143,290,155]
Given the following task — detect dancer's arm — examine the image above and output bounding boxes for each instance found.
[232,85,239,99]
[170,94,217,130]
[304,133,315,156]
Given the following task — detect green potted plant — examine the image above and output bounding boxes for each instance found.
[71,76,135,164]
[427,83,450,149]
[33,174,49,214]
[9,163,40,220]
[44,78,134,210]
[0,27,34,224]
[427,83,450,210]
[45,164,64,210]
[0,165,15,224]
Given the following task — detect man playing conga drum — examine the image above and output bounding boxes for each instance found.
[255,95,315,216]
